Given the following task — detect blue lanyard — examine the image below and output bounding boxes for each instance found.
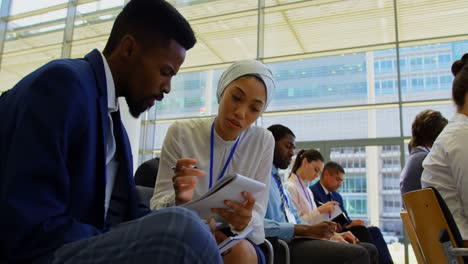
[424,146,430,152]
[209,119,241,189]
[272,172,289,205]
[295,173,314,208]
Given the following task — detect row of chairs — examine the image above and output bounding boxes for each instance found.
[401,187,468,263]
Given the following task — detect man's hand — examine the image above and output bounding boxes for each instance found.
[172,158,205,205]
[339,231,359,244]
[294,221,337,240]
[330,232,348,243]
[346,219,366,228]
[317,201,339,214]
[211,192,255,231]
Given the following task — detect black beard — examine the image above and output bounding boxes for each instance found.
[126,97,147,118]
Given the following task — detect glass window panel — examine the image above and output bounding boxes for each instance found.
[153,122,174,150]
[209,68,226,116]
[184,14,258,68]
[261,107,401,141]
[145,124,155,150]
[397,0,468,42]
[147,105,157,120]
[139,123,146,150]
[264,0,395,58]
[402,104,455,137]
[400,40,468,102]
[328,144,403,260]
[266,49,398,112]
[154,71,209,119]
[10,0,68,15]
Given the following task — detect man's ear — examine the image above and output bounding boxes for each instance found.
[321,170,328,179]
[119,35,137,58]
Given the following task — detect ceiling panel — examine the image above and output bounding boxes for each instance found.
[73,20,114,40]
[3,30,64,54]
[264,0,395,58]
[0,48,61,92]
[398,0,468,41]
[170,0,257,20]
[184,14,258,67]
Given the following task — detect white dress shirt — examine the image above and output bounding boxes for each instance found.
[99,51,119,220]
[422,113,468,238]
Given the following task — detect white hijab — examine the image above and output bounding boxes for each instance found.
[216,60,275,111]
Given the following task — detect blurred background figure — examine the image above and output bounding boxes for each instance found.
[400,109,448,196]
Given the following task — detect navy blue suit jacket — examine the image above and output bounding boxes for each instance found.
[310,181,352,225]
[0,50,149,263]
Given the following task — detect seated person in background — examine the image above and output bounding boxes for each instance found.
[0,1,221,263]
[311,161,393,264]
[400,109,447,196]
[286,149,367,245]
[422,54,468,239]
[134,157,160,187]
[285,149,338,225]
[265,124,378,264]
[151,60,276,264]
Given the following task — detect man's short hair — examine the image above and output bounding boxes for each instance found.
[322,161,345,177]
[267,124,295,142]
[104,0,196,54]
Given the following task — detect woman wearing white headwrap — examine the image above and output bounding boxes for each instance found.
[151,60,275,264]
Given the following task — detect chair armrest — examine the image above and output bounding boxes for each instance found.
[278,239,290,264]
[449,248,468,256]
[262,239,274,264]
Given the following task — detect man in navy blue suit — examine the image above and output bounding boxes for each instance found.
[311,161,394,264]
[0,1,221,264]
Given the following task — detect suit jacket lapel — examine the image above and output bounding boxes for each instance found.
[317,182,327,201]
[85,49,109,221]
[111,111,138,220]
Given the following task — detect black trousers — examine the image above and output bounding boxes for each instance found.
[344,226,394,264]
[267,237,378,264]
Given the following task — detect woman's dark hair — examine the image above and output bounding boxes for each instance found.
[451,53,468,108]
[103,0,196,55]
[408,109,448,152]
[289,149,324,177]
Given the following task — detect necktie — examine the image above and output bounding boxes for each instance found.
[272,172,293,223]
[327,192,333,202]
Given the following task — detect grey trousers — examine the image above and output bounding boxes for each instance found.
[48,207,222,264]
[288,238,379,264]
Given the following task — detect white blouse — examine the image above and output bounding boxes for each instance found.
[150,117,274,244]
[422,113,468,239]
[285,173,322,225]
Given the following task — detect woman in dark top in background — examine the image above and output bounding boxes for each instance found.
[399,109,447,196]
